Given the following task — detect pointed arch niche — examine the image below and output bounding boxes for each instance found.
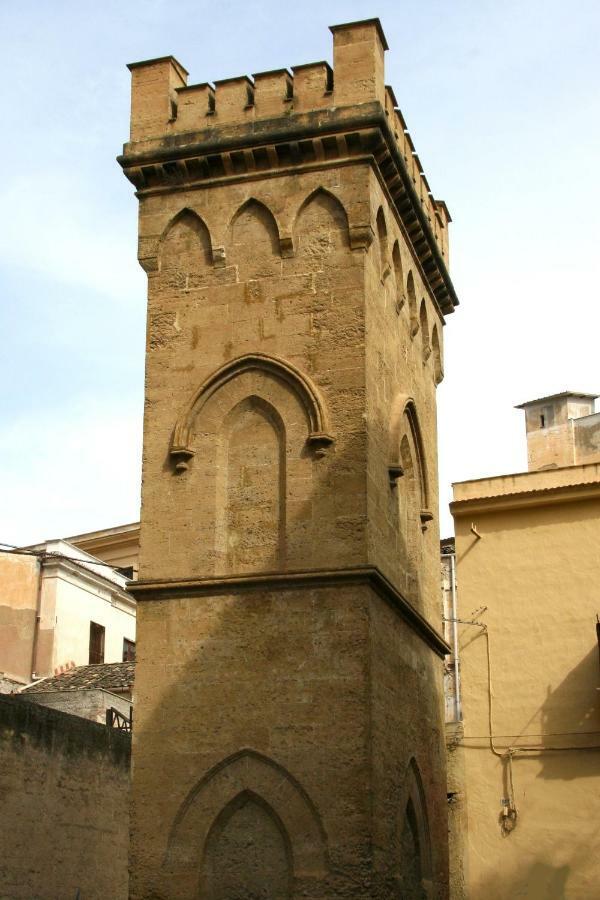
[168,354,334,576]
[406,271,419,337]
[159,208,213,279]
[388,396,432,599]
[164,749,328,899]
[396,758,433,899]
[229,198,280,280]
[293,188,350,267]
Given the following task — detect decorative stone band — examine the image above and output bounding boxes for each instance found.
[118,104,458,316]
[128,565,450,658]
[170,352,334,472]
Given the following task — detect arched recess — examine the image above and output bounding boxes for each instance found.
[392,241,405,313]
[229,198,280,280]
[406,270,419,337]
[201,790,292,900]
[388,395,432,525]
[431,325,443,384]
[419,300,431,363]
[170,353,334,472]
[159,208,213,275]
[215,396,286,574]
[165,749,328,896]
[396,758,433,899]
[293,187,350,264]
[376,206,389,279]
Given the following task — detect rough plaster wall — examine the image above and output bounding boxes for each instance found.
[0,695,130,900]
[0,553,39,683]
[454,498,600,899]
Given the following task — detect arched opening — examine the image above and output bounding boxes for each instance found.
[159,209,212,278]
[419,300,431,363]
[215,396,285,575]
[376,206,388,278]
[406,270,418,336]
[392,241,404,313]
[201,791,292,900]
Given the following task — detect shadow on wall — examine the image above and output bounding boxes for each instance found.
[477,860,570,900]
[536,645,600,780]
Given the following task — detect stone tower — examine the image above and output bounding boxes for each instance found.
[120,19,458,900]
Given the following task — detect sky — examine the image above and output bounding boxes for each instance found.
[0,0,599,545]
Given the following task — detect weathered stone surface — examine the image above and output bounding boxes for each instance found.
[121,17,456,900]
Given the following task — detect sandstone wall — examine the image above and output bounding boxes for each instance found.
[0,695,130,900]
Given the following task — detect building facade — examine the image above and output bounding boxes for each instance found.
[0,540,135,690]
[450,393,600,899]
[119,18,458,900]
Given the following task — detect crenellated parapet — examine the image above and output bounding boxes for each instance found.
[119,19,457,315]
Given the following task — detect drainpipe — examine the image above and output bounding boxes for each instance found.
[450,551,461,721]
[29,555,45,680]
[442,551,461,721]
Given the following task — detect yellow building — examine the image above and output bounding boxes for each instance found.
[450,392,600,899]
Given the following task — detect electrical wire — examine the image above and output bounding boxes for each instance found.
[0,543,128,571]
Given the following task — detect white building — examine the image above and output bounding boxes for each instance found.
[0,540,135,691]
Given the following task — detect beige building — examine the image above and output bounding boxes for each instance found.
[118,17,458,899]
[450,392,600,899]
[0,539,135,690]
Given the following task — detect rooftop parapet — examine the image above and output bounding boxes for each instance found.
[121,19,457,312]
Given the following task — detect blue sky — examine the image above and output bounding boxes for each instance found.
[1,0,599,543]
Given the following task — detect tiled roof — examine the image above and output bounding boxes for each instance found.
[440,537,455,553]
[22,662,135,694]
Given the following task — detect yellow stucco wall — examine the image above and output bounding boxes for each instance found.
[452,468,600,899]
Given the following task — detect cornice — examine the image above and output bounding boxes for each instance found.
[128,564,450,658]
[117,103,458,316]
[451,478,600,516]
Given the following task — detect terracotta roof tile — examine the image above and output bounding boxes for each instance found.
[23,662,135,694]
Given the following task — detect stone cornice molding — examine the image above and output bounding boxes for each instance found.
[118,103,458,316]
[128,564,450,658]
[170,352,334,472]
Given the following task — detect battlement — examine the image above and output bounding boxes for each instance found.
[121,19,456,312]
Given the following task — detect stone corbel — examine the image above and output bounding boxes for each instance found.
[212,245,226,267]
[388,464,404,485]
[420,509,434,529]
[307,432,335,458]
[170,446,195,474]
[279,233,295,258]
[349,223,374,251]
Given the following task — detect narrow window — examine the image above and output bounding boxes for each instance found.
[122,638,136,662]
[89,622,105,664]
[540,414,545,428]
